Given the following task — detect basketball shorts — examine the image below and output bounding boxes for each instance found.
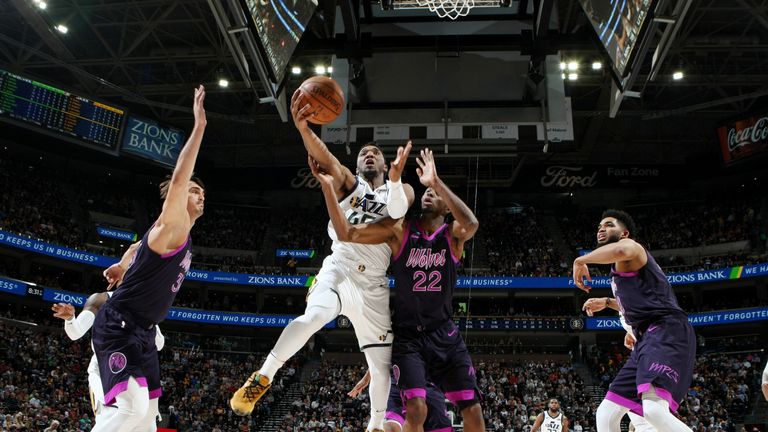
[386,377,453,432]
[606,315,696,414]
[92,302,162,405]
[309,255,393,350]
[393,321,479,409]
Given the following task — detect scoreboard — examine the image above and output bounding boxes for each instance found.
[0,68,125,150]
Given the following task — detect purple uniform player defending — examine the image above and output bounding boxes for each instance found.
[90,86,207,432]
[573,210,695,432]
[311,148,485,432]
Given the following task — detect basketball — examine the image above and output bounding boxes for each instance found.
[298,76,345,125]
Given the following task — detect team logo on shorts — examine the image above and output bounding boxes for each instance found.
[392,365,401,384]
[109,352,127,374]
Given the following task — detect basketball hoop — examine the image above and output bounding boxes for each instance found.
[416,0,474,20]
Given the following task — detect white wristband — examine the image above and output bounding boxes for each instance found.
[386,179,408,219]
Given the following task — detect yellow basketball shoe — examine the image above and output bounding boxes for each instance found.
[230,372,271,416]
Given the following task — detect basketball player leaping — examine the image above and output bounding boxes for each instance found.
[309,148,485,432]
[531,399,568,432]
[230,90,415,432]
[574,210,695,432]
[90,85,207,432]
[51,242,164,431]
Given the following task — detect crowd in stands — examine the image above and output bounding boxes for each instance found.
[276,362,369,432]
[0,321,95,431]
[158,348,302,432]
[481,208,567,277]
[2,156,766,278]
[1,300,767,432]
[561,201,763,254]
[273,209,329,254]
[188,205,270,251]
[0,159,84,249]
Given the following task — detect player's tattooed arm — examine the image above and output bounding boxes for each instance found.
[291,89,355,194]
[310,157,400,249]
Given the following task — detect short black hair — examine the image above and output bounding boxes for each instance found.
[601,209,637,239]
[358,141,385,156]
[159,174,205,199]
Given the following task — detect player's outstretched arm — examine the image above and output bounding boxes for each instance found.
[291,89,355,194]
[151,85,207,254]
[310,157,398,247]
[531,413,544,432]
[52,292,110,340]
[416,148,479,242]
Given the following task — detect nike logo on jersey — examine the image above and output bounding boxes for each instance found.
[447,329,457,337]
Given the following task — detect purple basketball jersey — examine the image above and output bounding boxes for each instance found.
[611,249,686,328]
[109,227,192,326]
[391,220,459,331]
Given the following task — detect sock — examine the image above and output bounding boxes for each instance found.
[364,346,392,431]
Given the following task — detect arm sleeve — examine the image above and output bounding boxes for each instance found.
[386,179,408,219]
[619,312,635,337]
[155,325,165,351]
[763,361,768,385]
[63,310,95,341]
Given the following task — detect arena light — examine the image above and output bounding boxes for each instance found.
[218,78,229,88]
[592,61,602,70]
[567,61,579,71]
[568,73,578,81]
[291,66,301,75]
[561,73,566,80]
[559,62,566,70]
[672,71,684,80]
[35,0,47,9]
[55,24,68,34]
[314,65,326,74]
[327,66,333,74]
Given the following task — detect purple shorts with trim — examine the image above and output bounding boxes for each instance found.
[386,378,452,431]
[607,315,695,414]
[92,303,162,405]
[393,321,479,409]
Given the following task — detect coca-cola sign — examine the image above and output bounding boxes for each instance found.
[540,166,598,188]
[717,114,768,164]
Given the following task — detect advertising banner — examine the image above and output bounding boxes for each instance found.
[97,227,138,242]
[122,115,186,166]
[717,113,768,164]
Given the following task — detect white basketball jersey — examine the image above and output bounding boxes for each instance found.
[542,411,563,432]
[328,176,393,271]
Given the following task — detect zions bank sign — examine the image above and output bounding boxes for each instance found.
[121,115,186,167]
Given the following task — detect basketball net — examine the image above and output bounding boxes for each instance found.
[417,0,474,20]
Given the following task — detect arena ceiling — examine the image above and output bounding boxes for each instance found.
[0,0,767,168]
